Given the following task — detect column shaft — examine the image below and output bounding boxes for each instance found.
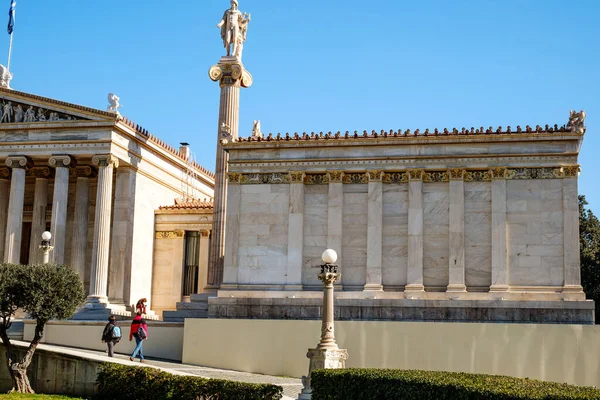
[562,176,584,296]
[49,156,73,265]
[406,172,424,293]
[71,176,90,281]
[490,174,509,292]
[447,175,466,292]
[0,175,9,263]
[29,178,48,264]
[197,231,211,293]
[221,176,241,289]
[365,172,383,291]
[88,156,117,303]
[286,174,305,290]
[4,157,28,264]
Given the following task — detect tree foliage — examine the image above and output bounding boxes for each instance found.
[0,263,86,393]
[579,195,600,323]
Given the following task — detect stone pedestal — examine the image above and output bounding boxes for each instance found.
[4,156,29,264]
[206,56,252,290]
[298,348,349,400]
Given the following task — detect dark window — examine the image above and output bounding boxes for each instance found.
[182,231,200,296]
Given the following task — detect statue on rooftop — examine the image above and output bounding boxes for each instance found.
[568,110,586,134]
[217,0,250,59]
[251,120,262,138]
[107,93,121,114]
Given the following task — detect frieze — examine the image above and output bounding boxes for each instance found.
[227,172,242,183]
[230,166,581,184]
[0,98,87,124]
[155,230,185,239]
[327,170,344,183]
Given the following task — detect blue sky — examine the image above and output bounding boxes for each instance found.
[3,1,599,210]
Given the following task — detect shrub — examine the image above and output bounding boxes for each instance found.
[311,368,600,400]
[95,364,283,400]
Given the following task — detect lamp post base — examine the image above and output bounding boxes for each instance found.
[298,347,348,399]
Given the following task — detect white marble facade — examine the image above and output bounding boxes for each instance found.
[0,88,214,318]
[218,125,589,314]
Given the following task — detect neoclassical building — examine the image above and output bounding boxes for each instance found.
[0,87,215,318]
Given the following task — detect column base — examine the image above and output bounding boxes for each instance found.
[71,300,130,321]
[489,284,510,292]
[404,283,425,292]
[363,283,383,292]
[446,284,467,293]
[563,285,585,300]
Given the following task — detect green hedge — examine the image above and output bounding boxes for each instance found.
[94,364,283,400]
[311,369,600,400]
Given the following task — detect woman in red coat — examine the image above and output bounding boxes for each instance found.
[129,312,148,362]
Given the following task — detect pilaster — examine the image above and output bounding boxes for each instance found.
[364,170,383,291]
[221,172,242,290]
[49,155,75,264]
[87,155,118,304]
[0,167,9,263]
[4,156,30,264]
[490,167,509,293]
[562,166,584,299]
[405,169,425,294]
[197,230,211,293]
[28,167,52,264]
[326,171,344,289]
[70,166,95,284]
[447,168,467,293]
[286,172,305,290]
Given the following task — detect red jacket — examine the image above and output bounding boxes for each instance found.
[129,315,148,340]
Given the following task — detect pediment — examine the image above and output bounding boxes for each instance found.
[0,88,118,127]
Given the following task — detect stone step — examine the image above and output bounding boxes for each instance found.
[190,293,215,302]
[175,301,208,311]
[162,309,208,322]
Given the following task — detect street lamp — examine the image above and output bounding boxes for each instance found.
[298,249,348,400]
[39,231,54,265]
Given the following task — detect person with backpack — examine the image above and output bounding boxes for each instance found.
[101,315,121,357]
[129,311,148,362]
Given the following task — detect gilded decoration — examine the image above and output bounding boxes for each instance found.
[367,170,383,182]
[382,172,408,183]
[240,172,290,184]
[327,170,344,183]
[464,170,492,181]
[342,172,368,184]
[562,165,580,178]
[491,167,508,180]
[506,167,563,180]
[407,169,424,181]
[155,230,185,239]
[423,171,448,182]
[288,171,305,183]
[304,173,329,185]
[448,168,466,180]
[228,172,242,183]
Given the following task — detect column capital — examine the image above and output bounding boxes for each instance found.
[0,167,10,179]
[448,168,466,180]
[28,166,53,179]
[92,154,119,168]
[562,165,580,178]
[227,172,242,184]
[200,230,210,237]
[367,170,383,182]
[407,169,424,181]
[5,156,32,169]
[326,170,344,183]
[209,59,253,88]
[288,171,305,183]
[71,165,98,179]
[490,167,508,180]
[49,155,76,168]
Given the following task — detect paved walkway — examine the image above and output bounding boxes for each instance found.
[44,343,303,399]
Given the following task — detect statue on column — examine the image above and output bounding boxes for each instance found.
[217,0,250,59]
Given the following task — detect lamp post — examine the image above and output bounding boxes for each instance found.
[298,249,349,400]
[39,231,54,265]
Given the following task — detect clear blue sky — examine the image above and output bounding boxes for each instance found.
[3,1,599,210]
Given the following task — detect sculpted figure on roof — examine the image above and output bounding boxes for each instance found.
[568,110,586,134]
[217,0,250,60]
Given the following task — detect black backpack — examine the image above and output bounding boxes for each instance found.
[136,326,147,340]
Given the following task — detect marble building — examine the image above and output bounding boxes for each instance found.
[209,114,594,323]
[0,87,215,318]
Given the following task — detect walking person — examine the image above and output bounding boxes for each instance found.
[129,311,148,362]
[101,315,121,357]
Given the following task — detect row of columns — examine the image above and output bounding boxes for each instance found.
[0,154,119,305]
[223,168,582,294]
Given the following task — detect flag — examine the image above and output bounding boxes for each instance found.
[7,0,15,35]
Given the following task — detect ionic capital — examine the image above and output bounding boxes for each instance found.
[288,171,305,183]
[49,155,76,168]
[5,156,31,169]
[448,168,466,180]
[28,166,53,179]
[407,169,424,181]
[367,170,383,182]
[92,155,119,169]
[0,167,9,179]
[209,61,253,88]
[490,167,508,180]
[71,165,98,179]
[327,171,344,183]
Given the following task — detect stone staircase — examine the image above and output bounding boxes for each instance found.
[162,293,212,322]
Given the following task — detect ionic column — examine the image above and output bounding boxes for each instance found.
[0,167,10,263]
[28,167,52,265]
[206,58,253,290]
[326,171,344,289]
[447,169,467,293]
[405,169,425,293]
[70,166,95,281]
[365,170,383,291]
[221,172,242,289]
[87,155,118,304]
[286,172,305,290]
[4,157,29,264]
[49,155,75,265]
[490,167,509,292]
[562,166,584,298]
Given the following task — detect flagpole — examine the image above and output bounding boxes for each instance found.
[6,0,14,71]
[6,28,12,70]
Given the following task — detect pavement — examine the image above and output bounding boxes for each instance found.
[41,343,303,399]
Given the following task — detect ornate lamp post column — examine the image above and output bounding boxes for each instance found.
[298,249,349,400]
[206,0,253,290]
[39,231,54,265]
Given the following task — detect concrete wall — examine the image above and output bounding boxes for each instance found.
[183,319,600,388]
[23,320,184,361]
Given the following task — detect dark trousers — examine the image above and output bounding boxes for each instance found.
[106,340,115,357]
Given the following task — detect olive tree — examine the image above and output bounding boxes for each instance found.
[0,263,85,393]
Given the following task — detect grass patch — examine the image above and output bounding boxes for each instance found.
[0,394,83,400]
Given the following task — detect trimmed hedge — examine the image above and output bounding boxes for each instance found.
[94,364,283,400]
[311,369,600,400]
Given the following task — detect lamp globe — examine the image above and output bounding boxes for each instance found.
[322,249,338,264]
[41,231,52,241]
